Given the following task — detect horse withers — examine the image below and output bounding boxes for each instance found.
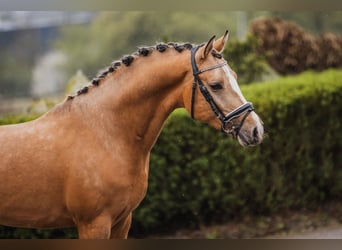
[0,31,263,239]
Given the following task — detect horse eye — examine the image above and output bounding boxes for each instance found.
[209,83,223,90]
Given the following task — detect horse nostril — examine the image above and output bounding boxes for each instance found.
[253,126,259,139]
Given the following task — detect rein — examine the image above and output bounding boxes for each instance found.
[190,45,254,138]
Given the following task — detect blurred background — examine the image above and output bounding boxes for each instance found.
[0,11,341,239]
[0,11,341,114]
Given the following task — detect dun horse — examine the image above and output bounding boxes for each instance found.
[0,31,264,239]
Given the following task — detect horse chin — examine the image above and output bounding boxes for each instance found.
[237,135,249,147]
[237,133,256,147]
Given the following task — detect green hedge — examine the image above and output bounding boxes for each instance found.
[0,69,341,238]
[0,114,38,125]
[222,34,267,84]
[130,69,342,235]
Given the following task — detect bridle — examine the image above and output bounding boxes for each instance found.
[190,45,254,138]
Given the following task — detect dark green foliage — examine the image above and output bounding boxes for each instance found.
[131,69,342,236]
[223,34,268,84]
[250,17,342,75]
[0,226,77,239]
[1,70,341,238]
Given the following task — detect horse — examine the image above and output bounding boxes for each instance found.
[0,31,264,239]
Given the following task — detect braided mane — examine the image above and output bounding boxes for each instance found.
[68,42,221,99]
[66,42,193,100]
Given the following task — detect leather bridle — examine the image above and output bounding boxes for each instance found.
[190,45,254,138]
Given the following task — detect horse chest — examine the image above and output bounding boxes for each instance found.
[74,163,148,217]
[108,154,150,210]
[109,170,148,212]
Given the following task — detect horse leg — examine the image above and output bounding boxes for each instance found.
[77,214,112,239]
[110,213,132,239]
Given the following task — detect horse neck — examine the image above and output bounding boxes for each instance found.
[74,50,191,152]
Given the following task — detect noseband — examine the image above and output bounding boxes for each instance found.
[190,45,254,138]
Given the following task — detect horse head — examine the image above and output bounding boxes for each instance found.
[183,31,264,146]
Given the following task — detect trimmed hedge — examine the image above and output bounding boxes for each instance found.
[222,35,267,84]
[0,70,341,238]
[0,114,38,125]
[130,69,342,235]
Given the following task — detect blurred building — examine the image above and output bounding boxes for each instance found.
[0,12,94,32]
[0,12,95,99]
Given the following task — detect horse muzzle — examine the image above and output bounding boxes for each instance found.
[236,117,264,147]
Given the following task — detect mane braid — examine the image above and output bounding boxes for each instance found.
[156,43,168,52]
[99,69,109,79]
[92,78,100,86]
[77,86,88,95]
[122,55,134,66]
[113,61,121,68]
[69,42,194,99]
[138,47,151,56]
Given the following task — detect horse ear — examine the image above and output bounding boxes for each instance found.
[214,30,229,53]
[201,35,216,59]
